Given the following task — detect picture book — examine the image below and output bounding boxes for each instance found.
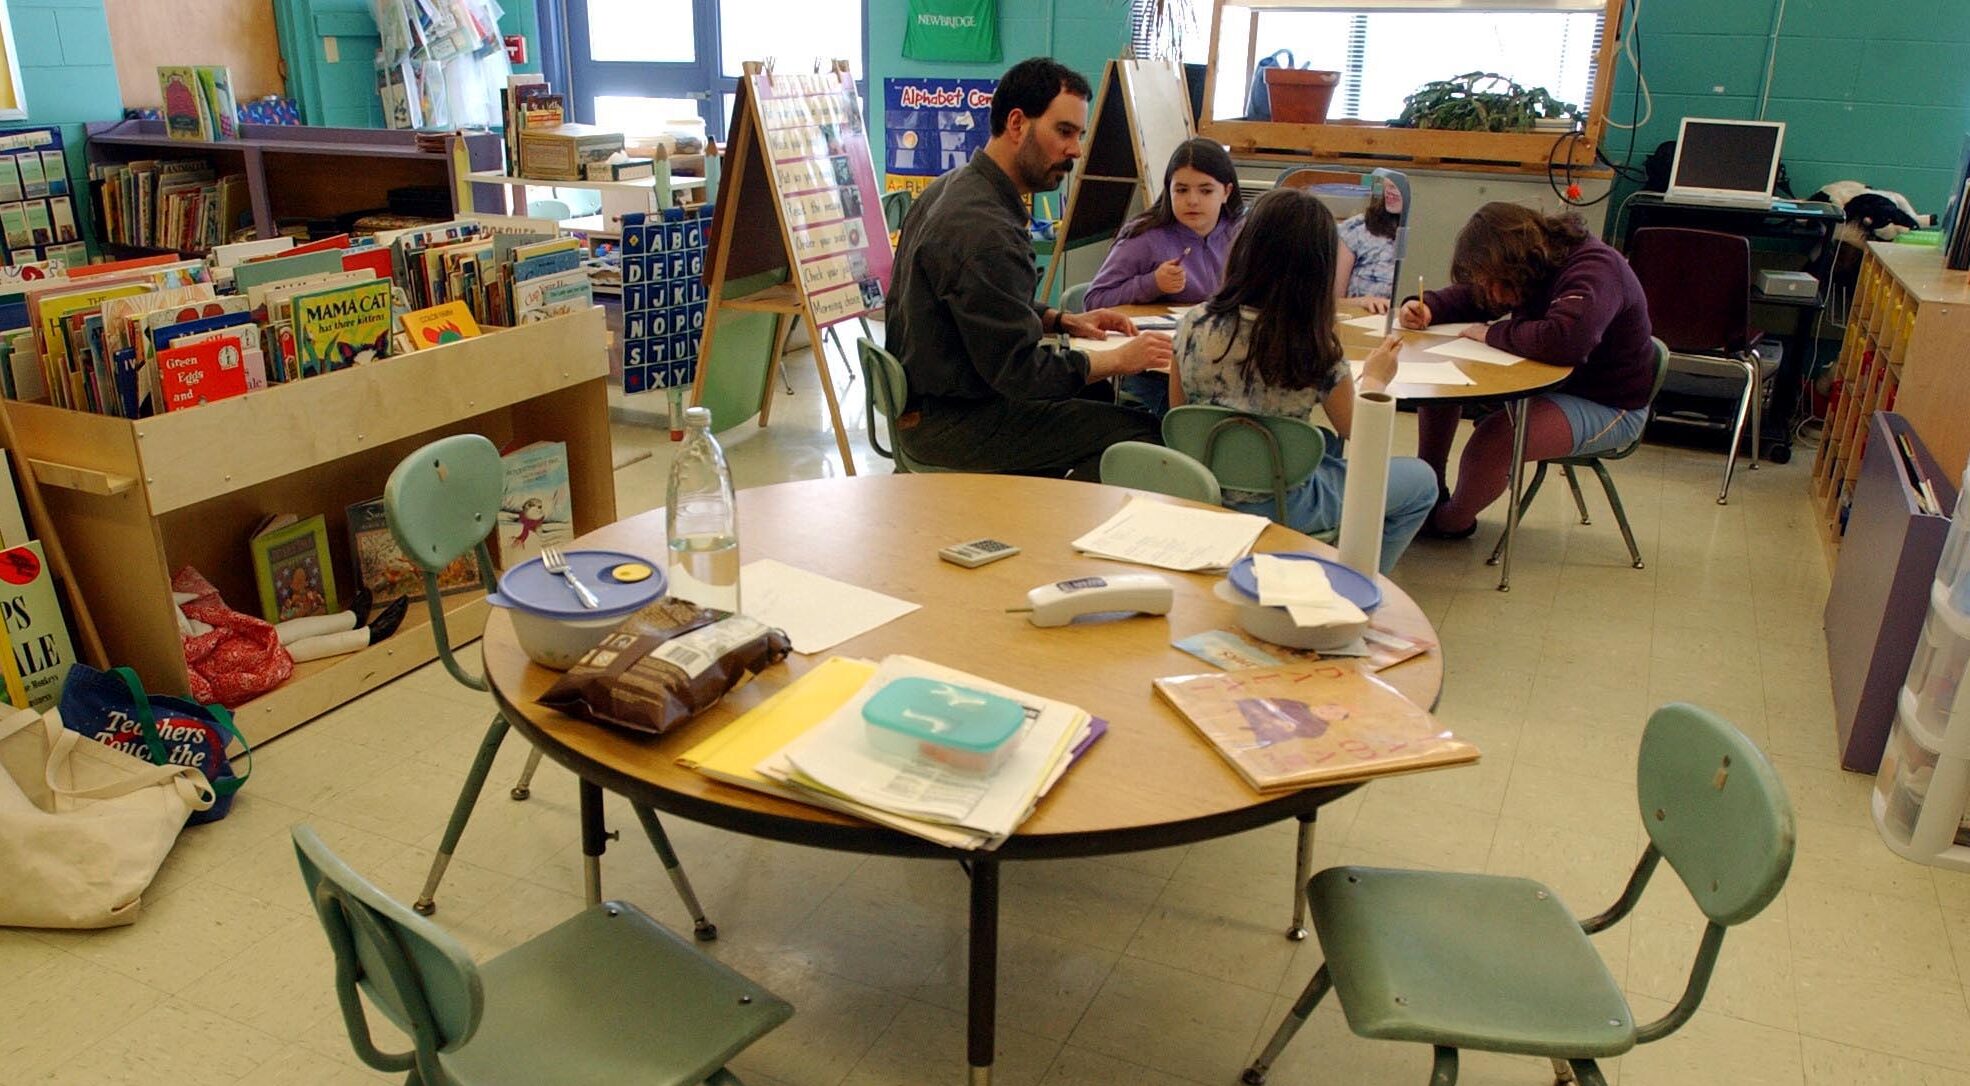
[230,248,345,296]
[196,66,239,140]
[0,542,77,711]
[291,277,392,375]
[496,441,572,568]
[513,268,591,323]
[401,300,482,349]
[250,513,338,624]
[346,497,483,604]
[0,451,30,548]
[158,66,214,140]
[1152,662,1478,793]
[157,335,250,411]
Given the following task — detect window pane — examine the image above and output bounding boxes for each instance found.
[588,0,695,63]
[1353,13,1598,123]
[719,0,863,79]
[594,95,705,138]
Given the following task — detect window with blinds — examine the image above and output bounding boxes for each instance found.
[1134,0,1607,126]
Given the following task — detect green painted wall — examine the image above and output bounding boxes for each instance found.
[1601,0,1970,217]
[2,0,124,252]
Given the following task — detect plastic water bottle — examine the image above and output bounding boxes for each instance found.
[666,406,741,613]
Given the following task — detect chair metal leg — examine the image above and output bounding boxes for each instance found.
[1718,356,1756,505]
[579,779,612,907]
[1748,353,1761,473]
[1589,461,1645,569]
[1430,1046,1459,1086]
[1287,814,1315,940]
[509,746,545,800]
[1562,464,1591,524]
[1568,1059,1609,1086]
[631,804,719,941]
[413,714,511,915]
[1488,460,1550,566]
[1498,399,1531,591]
[1241,964,1333,1084]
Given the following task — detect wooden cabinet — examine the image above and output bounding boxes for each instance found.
[6,309,616,744]
[1813,243,1970,552]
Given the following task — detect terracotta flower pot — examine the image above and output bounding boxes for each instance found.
[1264,68,1341,125]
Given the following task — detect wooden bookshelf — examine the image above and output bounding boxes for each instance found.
[84,121,504,250]
[1811,243,1970,558]
[6,308,616,744]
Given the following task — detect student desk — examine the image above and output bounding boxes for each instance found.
[1122,305,1569,590]
[482,473,1449,1084]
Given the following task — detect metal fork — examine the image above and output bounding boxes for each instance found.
[540,546,599,609]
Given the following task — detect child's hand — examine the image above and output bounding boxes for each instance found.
[1362,333,1402,389]
[1347,296,1391,315]
[1397,299,1432,329]
[1459,323,1489,341]
[1154,256,1187,296]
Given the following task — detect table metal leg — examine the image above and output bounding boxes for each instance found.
[1499,399,1530,593]
[968,859,1000,1085]
[579,779,609,906]
[1287,813,1315,941]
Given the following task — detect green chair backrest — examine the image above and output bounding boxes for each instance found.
[1100,441,1222,505]
[857,337,951,474]
[1061,282,1090,314]
[1636,703,1796,926]
[880,189,911,234]
[1162,404,1326,520]
[384,434,502,690]
[293,824,483,1080]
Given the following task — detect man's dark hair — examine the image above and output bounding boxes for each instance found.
[990,57,1092,136]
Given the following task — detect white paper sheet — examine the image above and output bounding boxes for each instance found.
[1072,497,1269,572]
[1253,554,1369,627]
[1067,333,1122,352]
[738,559,920,654]
[1341,313,1398,332]
[1335,391,1395,578]
[1424,337,1526,365]
[1350,359,1477,386]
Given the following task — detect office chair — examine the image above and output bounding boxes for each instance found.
[385,436,718,940]
[1627,227,1770,504]
[1486,338,1671,571]
[1099,441,1221,504]
[1243,703,1795,1086]
[295,825,790,1086]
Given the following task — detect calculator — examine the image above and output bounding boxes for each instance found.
[939,538,1021,568]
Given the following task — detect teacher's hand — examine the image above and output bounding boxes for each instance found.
[1090,332,1173,379]
[1064,308,1137,339]
[1397,299,1432,329]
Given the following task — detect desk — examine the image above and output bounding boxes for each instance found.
[484,473,1448,1082]
[1613,193,1844,462]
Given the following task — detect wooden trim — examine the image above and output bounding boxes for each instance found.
[27,459,135,496]
[1204,117,1596,168]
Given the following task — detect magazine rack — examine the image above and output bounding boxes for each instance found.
[5,307,616,744]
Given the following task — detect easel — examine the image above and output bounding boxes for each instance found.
[694,60,893,474]
[1041,58,1196,301]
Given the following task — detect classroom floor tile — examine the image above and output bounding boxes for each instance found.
[9,340,1960,1085]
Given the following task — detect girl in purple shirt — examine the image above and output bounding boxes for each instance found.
[1086,138,1243,413]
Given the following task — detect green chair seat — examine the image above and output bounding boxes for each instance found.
[1310,868,1634,1059]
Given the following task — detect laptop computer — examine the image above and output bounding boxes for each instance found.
[1664,118,1786,208]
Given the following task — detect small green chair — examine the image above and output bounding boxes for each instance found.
[1161,404,1334,540]
[1060,282,1091,314]
[1242,703,1796,1086]
[879,188,911,236]
[857,338,961,474]
[1487,338,1671,571]
[387,435,717,940]
[294,825,790,1086]
[1100,441,1221,505]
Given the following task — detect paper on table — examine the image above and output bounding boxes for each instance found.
[1072,496,1269,572]
[1068,332,1122,352]
[1424,337,1525,365]
[1252,553,1367,627]
[1341,313,1397,332]
[1335,390,1394,578]
[1350,359,1476,386]
[739,558,919,654]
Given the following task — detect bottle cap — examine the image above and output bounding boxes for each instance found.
[685,405,712,426]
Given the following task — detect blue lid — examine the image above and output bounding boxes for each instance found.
[487,549,668,620]
[863,677,1025,753]
[1227,552,1382,612]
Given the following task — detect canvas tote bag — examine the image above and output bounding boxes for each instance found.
[0,705,214,928]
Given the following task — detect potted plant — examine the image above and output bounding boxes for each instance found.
[1394,72,1578,133]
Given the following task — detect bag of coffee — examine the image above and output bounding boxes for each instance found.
[538,598,792,735]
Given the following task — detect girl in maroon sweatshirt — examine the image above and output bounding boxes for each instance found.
[1400,203,1656,537]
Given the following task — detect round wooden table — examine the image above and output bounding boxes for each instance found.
[484,474,1446,1083]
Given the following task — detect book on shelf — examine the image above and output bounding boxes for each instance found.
[496,441,572,569]
[0,541,76,710]
[1152,661,1478,793]
[156,334,250,412]
[249,513,338,625]
[401,299,482,349]
[158,67,214,141]
[0,451,30,549]
[196,66,239,140]
[291,277,393,376]
[347,497,483,604]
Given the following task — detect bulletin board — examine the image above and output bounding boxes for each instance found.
[0,129,87,268]
[882,77,995,197]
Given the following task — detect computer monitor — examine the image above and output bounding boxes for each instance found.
[1666,118,1786,207]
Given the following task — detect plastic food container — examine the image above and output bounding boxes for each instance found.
[863,677,1028,775]
[1909,581,1970,733]
[1875,714,1938,845]
[486,549,668,669]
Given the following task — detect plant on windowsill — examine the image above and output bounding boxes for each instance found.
[1392,72,1578,133]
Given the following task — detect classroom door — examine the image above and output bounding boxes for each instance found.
[272,0,387,128]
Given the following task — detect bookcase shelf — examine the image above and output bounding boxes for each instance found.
[84,120,505,248]
[1811,243,1970,557]
[6,308,617,745]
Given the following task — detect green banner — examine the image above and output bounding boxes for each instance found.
[902,0,1001,63]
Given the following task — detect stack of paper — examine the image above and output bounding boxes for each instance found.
[1073,496,1269,572]
[1253,554,1367,627]
[680,655,1102,850]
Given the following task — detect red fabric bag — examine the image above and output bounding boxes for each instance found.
[172,567,294,706]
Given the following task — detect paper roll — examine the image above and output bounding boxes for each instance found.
[1336,390,1396,578]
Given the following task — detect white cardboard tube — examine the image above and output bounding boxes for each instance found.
[1337,390,1396,578]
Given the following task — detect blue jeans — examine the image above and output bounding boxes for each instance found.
[1545,392,1646,457]
[1225,450,1438,574]
[1120,372,1170,419]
